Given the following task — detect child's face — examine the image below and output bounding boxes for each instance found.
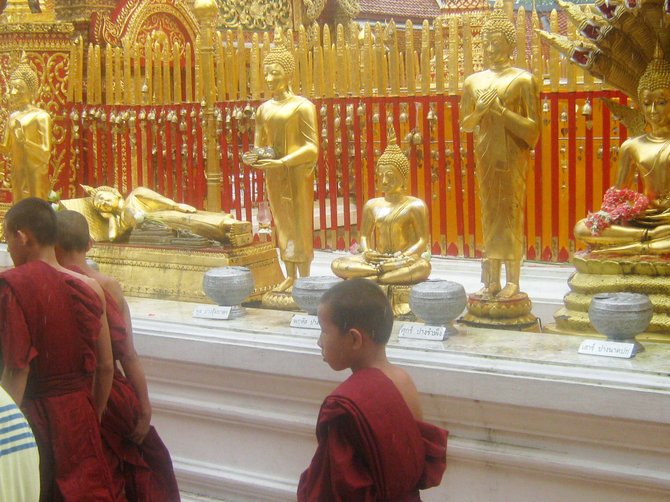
[317,303,354,372]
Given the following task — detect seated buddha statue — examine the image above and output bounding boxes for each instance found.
[331,132,431,284]
[82,185,252,247]
[574,55,670,254]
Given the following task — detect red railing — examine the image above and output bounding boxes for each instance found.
[66,89,627,262]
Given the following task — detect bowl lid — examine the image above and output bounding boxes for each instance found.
[410,280,465,299]
[590,292,652,312]
[204,266,251,278]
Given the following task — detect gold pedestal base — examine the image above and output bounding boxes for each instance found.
[461,293,539,331]
[386,284,413,318]
[554,252,670,341]
[88,241,284,303]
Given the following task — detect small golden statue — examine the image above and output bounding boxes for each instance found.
[331,128,431,285]
[242,31,319,294]
[459,3,540,327]
[0,55,52,203]
[574,55,670,254]
[80,185,252,247]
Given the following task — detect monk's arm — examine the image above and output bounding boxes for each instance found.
[114,286,152,444]
[1,366,30,406]
[92,290,114,420]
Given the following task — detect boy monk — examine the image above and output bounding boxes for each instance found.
[298,278,448,501]
[55,209,180,501]
[0,197,115,501]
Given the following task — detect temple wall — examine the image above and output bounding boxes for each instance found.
[129,291,670,501]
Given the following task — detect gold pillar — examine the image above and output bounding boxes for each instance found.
[193,0,222,212]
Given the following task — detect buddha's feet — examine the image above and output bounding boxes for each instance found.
[225,220,253,247]
[497,283,520,299]
[475,284,501,298]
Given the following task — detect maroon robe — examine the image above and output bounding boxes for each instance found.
[298,368,447,501]
[0,260,115,502]
[99,287,180,502]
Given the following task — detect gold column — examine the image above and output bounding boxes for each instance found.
[193,0,221,212]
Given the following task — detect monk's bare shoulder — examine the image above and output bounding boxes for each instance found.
[383,365,423,421]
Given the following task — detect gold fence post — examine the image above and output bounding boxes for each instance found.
[194,0,222,211]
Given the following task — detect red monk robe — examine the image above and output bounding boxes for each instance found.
[0,260,115,501]
[100,288,180,502]
[298,367,447,501]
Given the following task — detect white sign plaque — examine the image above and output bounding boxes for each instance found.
[192,305,232,320]
[290,314,321,330]
[578,339,636,359]
[399,324,447,341]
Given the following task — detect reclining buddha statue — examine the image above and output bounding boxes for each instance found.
[78,185,252,247]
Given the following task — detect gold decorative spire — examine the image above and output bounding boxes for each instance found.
[10,52,39,97]
[378,125,409,180]
[263,27,295,76]
[637,43,670,96]
[82,184,122,199]
[482,0,516,46]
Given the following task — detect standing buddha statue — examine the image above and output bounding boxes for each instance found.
[242,33,319,294]
[0,55,52,202]
[459,2,540,328]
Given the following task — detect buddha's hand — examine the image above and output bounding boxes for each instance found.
[475,88,497,113]
[241,151,258,166]
[378,254,413,273]
[255,159,284,169]
[12,122,25,144]
[363,249,391,264]
[176,202,197,213]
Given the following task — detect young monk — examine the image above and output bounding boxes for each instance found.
[0,197,115,501]
[55,209,180,502]
[298,278,448,501]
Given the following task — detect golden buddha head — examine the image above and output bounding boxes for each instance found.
[263,35,295,93]
[83,185,124,213]
[481,3,516,64]
[8,57,39,108]
[637,53,670,130]
[376,139,410,194]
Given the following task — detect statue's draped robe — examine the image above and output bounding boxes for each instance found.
[255,95,318,263]
[463,68,539,261]
[297,368,447,501]
[0,261,115,501]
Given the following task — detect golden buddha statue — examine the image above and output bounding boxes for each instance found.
[0,55,52,202]
[242,34,319,292]
[574,55,670,255]
[82,185,252,247]
[331,131,431,284]
[460,4,540,299]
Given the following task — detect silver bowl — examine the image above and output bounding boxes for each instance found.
[291,276,343,315]
[203,266,254,317]
[409,280,467,335]
[588,292,651,351]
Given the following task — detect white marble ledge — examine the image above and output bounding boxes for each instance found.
[129,297,670,425]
